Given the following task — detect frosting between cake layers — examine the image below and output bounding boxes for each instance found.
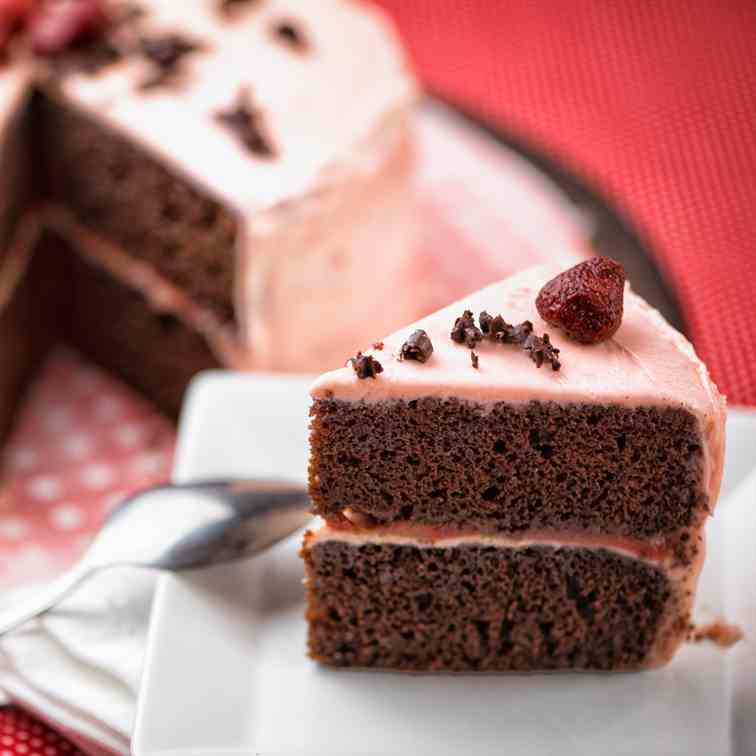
[308,521,689,569]
[42,204,245,366]
[310,265,727,511]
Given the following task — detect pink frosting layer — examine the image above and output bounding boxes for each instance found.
[311,265,727,512]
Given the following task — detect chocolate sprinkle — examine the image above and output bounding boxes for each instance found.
[400,329,434,363]
[450,310,483,348]
[471,351,479,369]
[524,332,561,371]
[479,310,533,345]
[273,20,308,52]
[138,33,201,90]
[48,36,122,76]
[219,0,259,16]
[215,88,276,158]
[454,310,561,370]
[349,352,383,380]
[140,33,199,69]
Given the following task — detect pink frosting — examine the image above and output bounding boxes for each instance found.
[311,265,727,511]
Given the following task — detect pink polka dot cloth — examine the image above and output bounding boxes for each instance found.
[0,350,176,591]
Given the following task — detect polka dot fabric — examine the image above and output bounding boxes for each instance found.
[0,349,175,589]
[0,708,84,755]
[375,0,756,405]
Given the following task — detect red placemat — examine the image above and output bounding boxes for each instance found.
[0,708,85,756]
[375,0,756,406]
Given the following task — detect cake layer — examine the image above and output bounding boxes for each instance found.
[37,92,239,325]
[0,226,60,445]
[310,266,725,501]
[310,398,705,546]
[60,236,220,418]
[303,536,689,672]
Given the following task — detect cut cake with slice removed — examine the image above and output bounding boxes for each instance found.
[302,264,726,672]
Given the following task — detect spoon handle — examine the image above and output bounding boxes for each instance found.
[0,564,95,637]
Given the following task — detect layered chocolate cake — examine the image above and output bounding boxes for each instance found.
[0,0,418,438]
[302,261,726,672]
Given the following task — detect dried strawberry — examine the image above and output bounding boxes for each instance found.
[536,257,626,344]
[29,0,106,56]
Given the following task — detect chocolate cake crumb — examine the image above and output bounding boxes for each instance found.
[349,352,383,379]
[450,310,482,348]
[400,329,433,363]
[372,341,384,351]
[138,33,201,90]
[273,20,308,52]
[471,351,479,369]
[524,332,561,370]
[215,88,276,158]
[691,620,743,648]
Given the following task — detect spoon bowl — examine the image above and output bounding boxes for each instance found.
[0,479,312,636]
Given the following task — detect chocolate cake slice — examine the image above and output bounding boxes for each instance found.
[302,264,726,671]
[0,0,421,431]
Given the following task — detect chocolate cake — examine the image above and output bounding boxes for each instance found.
[0,0,419,440]
[302,263,726,672]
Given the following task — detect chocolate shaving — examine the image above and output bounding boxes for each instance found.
[450,310,483,348]
[273,20,308,52]
[471,351,479,369]
[48,36,122,75]
[400,329,433,363]
[349,352,383,380]
[523,332,561,371]
[138,33,201,90]
[479,310,533,345]
[453,310,562,370]
[215,88,276,158]
[372,341,384,351]
[218,0,259,16]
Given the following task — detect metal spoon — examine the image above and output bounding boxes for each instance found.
[0,479,312,636]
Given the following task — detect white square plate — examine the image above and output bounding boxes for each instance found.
[133,371,756,756]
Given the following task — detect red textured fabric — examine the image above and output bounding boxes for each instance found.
[0,708,85,755]
[374,0,756,405]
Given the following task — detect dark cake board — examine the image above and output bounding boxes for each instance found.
[134,372,756,756]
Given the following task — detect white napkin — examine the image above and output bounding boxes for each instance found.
[0,568,156,756]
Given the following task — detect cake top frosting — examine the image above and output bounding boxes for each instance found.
[311,265,726,422]
[50,0,416,215]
